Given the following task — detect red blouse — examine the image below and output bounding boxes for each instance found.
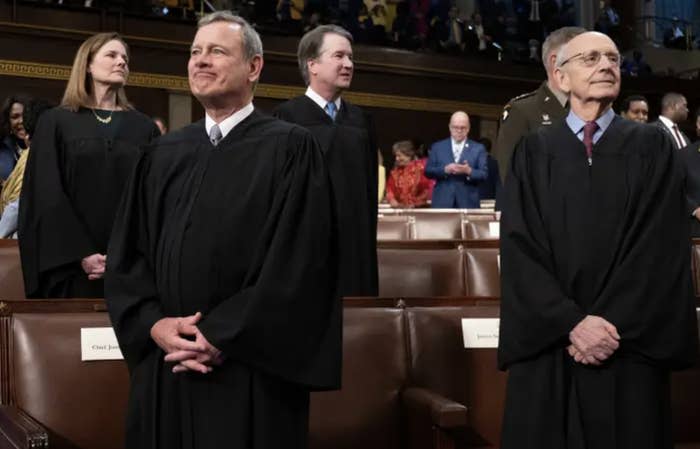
[386,159,433,207]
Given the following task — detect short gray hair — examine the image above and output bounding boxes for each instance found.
[197,11,263,61]
[297,25,353,85]
[542,26,586,70]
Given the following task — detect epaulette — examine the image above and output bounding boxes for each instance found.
[509,90,537,103]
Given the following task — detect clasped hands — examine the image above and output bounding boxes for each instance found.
[82,253,106,280]
[567,315,620,366]
[444,162,472,176]
[150,312,224,374]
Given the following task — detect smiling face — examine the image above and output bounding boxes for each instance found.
[555,32,620,107]
[449,112,470,142]
[88,39,129,89]
[624,100,649,123]
[308,32,354,97]
[9,102,26,141]
[188,21,262,107]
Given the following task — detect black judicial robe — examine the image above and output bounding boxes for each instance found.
[18,107,159,298]
[105,111,340,449]
[679,141,700,237]
[273,96,378,296]
[498,117,698,449]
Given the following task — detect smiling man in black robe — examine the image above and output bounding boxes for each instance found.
[498,31,697,449]
[274,25,378,297]
[105,11,339,449]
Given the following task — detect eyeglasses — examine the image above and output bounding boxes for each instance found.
[558,50,623,68]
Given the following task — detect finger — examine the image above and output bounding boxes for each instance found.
[180,358,213,374]
[180,312,202,326]
[604,322,621,340]
[172,364,189,373]
[567,345,576,357]
[164,350,202,362]
[165,335,206,353]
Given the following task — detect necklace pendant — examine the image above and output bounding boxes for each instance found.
[92,109,114,124]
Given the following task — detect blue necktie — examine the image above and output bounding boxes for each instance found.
[325,102,337,121]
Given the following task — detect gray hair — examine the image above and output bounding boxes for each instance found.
[197,11,263,61]
[661,92,686,112]
[297,25,353,85]
[542,26,586,70]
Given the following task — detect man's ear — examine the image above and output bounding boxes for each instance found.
[248,54,264,83]
[554,67,570,94]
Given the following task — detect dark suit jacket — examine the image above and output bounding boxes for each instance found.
[653,118,690,150]
[680,141,700,237]
[425,138,487,208]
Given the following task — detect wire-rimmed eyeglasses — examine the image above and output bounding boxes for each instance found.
[558,50,623,68]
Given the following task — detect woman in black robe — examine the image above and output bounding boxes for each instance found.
[19,32,159,298]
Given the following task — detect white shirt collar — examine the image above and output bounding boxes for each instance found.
[452,138,467,148]
[658,115,677,131]
[305,86,342,113]
[205,102,255,141]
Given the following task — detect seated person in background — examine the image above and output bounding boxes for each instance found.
[0,98,54,239]
[386,140,432,208]
[619,94,649,123]
[0,95,29,183]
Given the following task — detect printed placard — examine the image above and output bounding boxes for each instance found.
[81,327,124,361]
[489,221,500,238]
[461,318,500,348]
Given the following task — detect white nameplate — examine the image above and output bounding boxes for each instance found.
[81,327,124,361]
[489,221,500,238]
[462,318,500,348]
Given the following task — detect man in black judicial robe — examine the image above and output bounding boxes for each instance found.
[498,31,698,449]
[105,12,340,449]
[273,24,378,297]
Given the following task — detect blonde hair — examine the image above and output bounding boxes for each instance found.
[61,32,132,111]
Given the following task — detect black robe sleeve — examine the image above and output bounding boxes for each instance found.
[195,127,340,389]
[18,110,97,298]
[105,150,164,368]
[498,133,587,369]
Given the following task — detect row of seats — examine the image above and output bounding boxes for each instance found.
[378,214,500,240]
[1,298,699,449]
[378,240,500,298]
[5,239,700,300]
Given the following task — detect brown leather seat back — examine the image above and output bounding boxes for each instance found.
[461,219,498,240]
[377,215,414,240]
[309,307,407,449]
[464,247,500,297]
[692,243,700,297]
[411,212,463,240]
[671,309,700,444]
[378,247,466,296]
[12,313,129,449]
[406,306,505,448]
[0,240,26,299]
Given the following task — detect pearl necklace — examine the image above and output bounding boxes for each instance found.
[92,109,114,124]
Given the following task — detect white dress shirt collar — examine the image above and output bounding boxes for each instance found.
[658,115,686,147]
[305,86,342,113]
[205,102,255,141]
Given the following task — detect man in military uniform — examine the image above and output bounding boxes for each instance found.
[494,26,585,183]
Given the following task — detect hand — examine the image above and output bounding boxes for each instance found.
[166,330,224,374]
[389,199,400,208]
[444,163,459,174]
[694,207,700,222]
[569,315,620,365]
[457,163,472,175]
[150,312,206,355]
[81,253,106,280]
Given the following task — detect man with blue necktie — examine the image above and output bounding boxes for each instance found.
[425,110,488,208]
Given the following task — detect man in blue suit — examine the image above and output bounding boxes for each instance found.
[425,111,488,208]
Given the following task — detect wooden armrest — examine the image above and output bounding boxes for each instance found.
[0,405,49,448]
[403,386,468,428]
